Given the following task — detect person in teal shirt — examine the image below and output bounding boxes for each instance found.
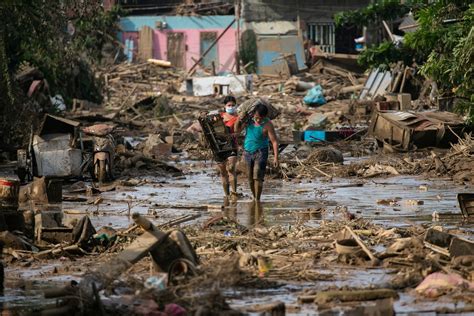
[235,103,279,201]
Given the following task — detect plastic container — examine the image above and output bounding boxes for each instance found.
[144,274,168,291]
[335,239,362,255]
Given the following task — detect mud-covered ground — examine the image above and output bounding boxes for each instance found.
[1,153,473,315]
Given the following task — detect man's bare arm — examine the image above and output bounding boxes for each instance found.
[234,115,248,134]
[266,122,279,166]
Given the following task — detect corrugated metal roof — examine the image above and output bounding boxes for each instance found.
[382,111,418,121]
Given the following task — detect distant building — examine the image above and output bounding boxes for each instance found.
[119,15,237,73]
[107,1,370,74]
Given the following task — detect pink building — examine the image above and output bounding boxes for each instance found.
[119,15,237,73]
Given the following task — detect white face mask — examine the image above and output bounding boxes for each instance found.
[225,107,236,114]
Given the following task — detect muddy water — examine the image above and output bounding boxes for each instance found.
[3,160,473,314]
[63,161,472,231]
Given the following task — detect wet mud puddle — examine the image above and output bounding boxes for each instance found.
[3,160,473,314]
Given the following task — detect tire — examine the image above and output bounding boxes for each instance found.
[98,160,106,184]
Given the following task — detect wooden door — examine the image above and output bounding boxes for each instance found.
[167,32,185,69]
[138,26,153,61]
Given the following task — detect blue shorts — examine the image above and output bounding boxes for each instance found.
[243,148,269,181]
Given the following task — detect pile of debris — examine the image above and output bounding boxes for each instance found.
[253,59,364,98]
[95,62,186,117]
[4,206,471,315]
[434,133,474,183]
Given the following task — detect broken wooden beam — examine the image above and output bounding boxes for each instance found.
[345,225,380,265]
[314,288,398,305]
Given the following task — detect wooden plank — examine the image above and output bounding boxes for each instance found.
[117,231,162,263]
[458,193,474,217]
[315,289,398,305]
[345,225,379,265]
[79,227,166,297]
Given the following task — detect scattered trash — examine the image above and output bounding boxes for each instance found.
[144,274,168,291]
[415,272,474,298]
[303,85,326,106]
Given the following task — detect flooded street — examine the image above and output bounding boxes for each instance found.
[3,158,473,315]
[62,159,472,229]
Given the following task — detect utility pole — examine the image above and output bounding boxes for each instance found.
[235,0,241,74]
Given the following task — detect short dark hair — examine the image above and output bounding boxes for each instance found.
[223,95,236,105]
[255,103,268,116]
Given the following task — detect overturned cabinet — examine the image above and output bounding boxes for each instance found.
[369,110,467,151]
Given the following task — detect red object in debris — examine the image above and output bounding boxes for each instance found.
[27,80,43,97]
[0,179,15,187]
[164,304,186,316]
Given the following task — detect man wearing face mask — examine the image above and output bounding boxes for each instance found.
[215,95,239,199]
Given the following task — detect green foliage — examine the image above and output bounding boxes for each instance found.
[71,5,123,62]
[334,0,414,27]
[0,1,122,104]
[0,1,122,148]
[240,30,258,73]
[337,0,473,122]
[0,30,14,107]
[406,3,474,122]
[358,41,410,70]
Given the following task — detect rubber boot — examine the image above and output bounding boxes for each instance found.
[248,179,256,200]
[254,180,263,201]
[222,179,230,197]
[230,177,238,200]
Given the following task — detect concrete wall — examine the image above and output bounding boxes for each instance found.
[241,0,371,23]
[119,15,237,72]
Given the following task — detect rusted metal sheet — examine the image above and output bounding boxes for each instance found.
[369,110,466,151]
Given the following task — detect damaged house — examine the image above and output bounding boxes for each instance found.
[239,0,370,74]
[118,15,238,73]
[107,0,369,75]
